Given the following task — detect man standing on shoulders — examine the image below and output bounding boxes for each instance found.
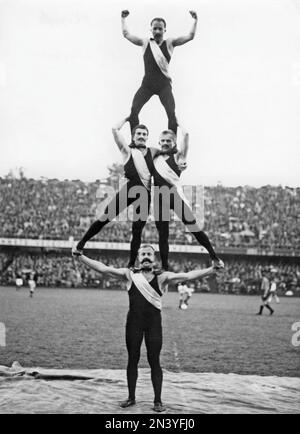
[121,10,198,134]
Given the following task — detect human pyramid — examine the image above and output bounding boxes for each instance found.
[72,10,224,413]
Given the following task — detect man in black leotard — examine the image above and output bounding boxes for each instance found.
[72,243,219,412]
[153,125,224,271]
[74,118,157,268]
[121,10,198,135]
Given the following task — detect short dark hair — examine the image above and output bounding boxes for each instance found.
[151,17,166,28]
[132,124,149,137]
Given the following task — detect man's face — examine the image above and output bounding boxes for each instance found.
[138,247,155,269]
[159,133,175,152]
[151,20,166,41]
[133,128,148,146]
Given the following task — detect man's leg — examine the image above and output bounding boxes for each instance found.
[121,320,144,407]
[172,191,222,265]
[128,85,154,133]
[128,220,147,268]
[257,296,265,315]
[265,302,274,315]
[153,191,170,270]
[77,182,135,251]
[158,85,178,135]
[145,318,165,412]
[185,295,191,305]
[128,192,151,268]
[155,220,170,271]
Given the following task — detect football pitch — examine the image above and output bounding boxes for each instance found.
[0,287,299,377]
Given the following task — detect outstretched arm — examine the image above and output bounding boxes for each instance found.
[75,252,129,280]
[161,266,215,285]
[112,117,131,159]
[121,10,144,46]
[170,11,198,47]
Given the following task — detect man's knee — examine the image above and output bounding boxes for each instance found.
[147,353,161,369]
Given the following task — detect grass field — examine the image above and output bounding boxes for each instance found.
[0,287,299,377]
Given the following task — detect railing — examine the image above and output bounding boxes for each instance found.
[0,238,299,258]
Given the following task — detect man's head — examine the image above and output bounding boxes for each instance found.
[132,124,149,147]
[138,244,156,271]
[150,18,166,42]
[158,129,176,152]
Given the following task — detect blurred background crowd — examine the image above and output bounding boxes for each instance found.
[1,251,299,294]
[1,174,299,294]
[0,174,299,251]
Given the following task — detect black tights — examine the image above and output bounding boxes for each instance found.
[125,317,163,403]
[154,189,219,269]
[77,182,150,262]
[129,83,177,135]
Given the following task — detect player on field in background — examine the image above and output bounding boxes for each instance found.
[256,269,274,315]
[15,273,23,291]
[178,281,194,309]
[121,10,198,135]
[28,271,37,298]
[268,270,280,304]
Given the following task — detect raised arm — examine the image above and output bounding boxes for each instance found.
[121,10,144,46]
[162,266,215,285]
[176,121,189,160]
[170,11,198,47]
[112,117,131,159]
[74,250,129,280]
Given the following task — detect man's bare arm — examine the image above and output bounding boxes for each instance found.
[170,11,198,47]
[112,117,131,158]
[77,254,129,280]
[121,10,144,46]
[176,122,189,161]
[161,266,215,285]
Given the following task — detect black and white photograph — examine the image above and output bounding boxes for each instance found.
[0,0,299,417]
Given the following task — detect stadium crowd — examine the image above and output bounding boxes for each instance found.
[0,251,299,295]
[0,175,299,251]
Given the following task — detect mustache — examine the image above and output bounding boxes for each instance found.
[141,258,153,264]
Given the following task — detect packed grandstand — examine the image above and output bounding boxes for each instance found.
[0,173,299,294]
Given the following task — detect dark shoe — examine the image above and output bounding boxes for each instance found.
[212,259,225,270]
[72,244,83,257]
[153,402,166,412]
[120,398,136,408]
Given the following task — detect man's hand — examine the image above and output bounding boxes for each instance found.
[189,10,198,20]
[178,161,187,171]
[72,245,83,258]
[121,10,129,18]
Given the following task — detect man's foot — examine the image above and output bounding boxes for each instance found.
[256,312,262,315]
[212,259,225,270]
[269,310,274,316]
[72,245,83,257]
[119,398,136,408]
[153,402,166,412]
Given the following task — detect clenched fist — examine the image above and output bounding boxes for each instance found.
[189,10,198,20]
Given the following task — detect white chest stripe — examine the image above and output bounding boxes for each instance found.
[149,39,172,82]
[154,156,189,205]
[130,271,162,311]
[131,149,151,190]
